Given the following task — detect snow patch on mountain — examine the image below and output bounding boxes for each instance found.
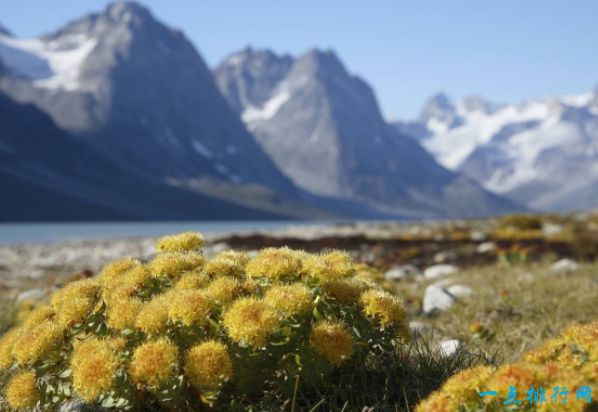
[0,33,96,91]
[191,141,213,158]
[242,90,290,123]
[406,90,598,210]
[422,98,554,169]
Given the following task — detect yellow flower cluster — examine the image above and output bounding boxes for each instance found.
[21,305,55,328]
[321,279,364,304]
[203,250,249,278]
[72,338,119,401]
[156,231,204,252]
[4,371,40,410]
[245,247,303,281]
[309,321,353,365]
[184,341,233,390]
[204,276,242,303]
[129,338,179,388]
[416,321,598,412]
[264,284,312,317]
[106,298,143,331]
[223,297,280,347]
[148,252,205,279]
[0,231,411,409]
[303,250,355,281]
[168,290,213,326]
[135,294,170,335]
[360,290,410,340]
[51,279,99,327]
[99,257,140,286]
[0,327,23,369]
[174,270,210,290]
[13,320,64,365]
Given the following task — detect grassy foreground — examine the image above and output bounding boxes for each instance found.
[0,216,596,411]
[398,261,598,363]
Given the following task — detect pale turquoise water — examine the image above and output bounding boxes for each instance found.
[0,221,333,245]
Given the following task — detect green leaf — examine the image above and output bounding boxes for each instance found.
[58,368,72,378]
[102,396,117,408]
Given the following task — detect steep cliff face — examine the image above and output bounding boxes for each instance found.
[216,48,520,218]
[0,2,296,193]
[0,92,289,221]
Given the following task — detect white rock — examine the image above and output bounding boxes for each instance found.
[423,285,456,313]
[433,251,457,263]
[551,258,579,273]
[518,271,535,283]
[439,339,461,357]
[477,241,497,253]
[470,230,487,241]
[17,288,47,302]
[384,264,420,281]
[446,284,473,298]
[424,264,458,279]
[543,223,563,237]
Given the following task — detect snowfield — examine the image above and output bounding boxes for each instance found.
[0,33,97,91]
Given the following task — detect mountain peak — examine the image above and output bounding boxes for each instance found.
[300,48,343,67]
[104,1,153,22]
[459,95,500,114]
[215,47,294,112]
[418,92,457,124]
[224,46,290,68]
[48,0,159,40]
[289,48,350,82]
[426,92,453,108]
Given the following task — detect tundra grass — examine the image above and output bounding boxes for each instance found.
[398,261,598,363]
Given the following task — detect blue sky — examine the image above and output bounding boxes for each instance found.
[1,1,597,119]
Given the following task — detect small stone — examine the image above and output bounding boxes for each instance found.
[477,242,496,253]
[439,339,461,357]
[551,258,579,273]
[59,399,104,412]
[543,223,563,237]
[423,285,456,313]
[384,264,420,281]
[433,251,457,263]
[470,230,487,241]
[424,264,458,279]
[446,284,473,298]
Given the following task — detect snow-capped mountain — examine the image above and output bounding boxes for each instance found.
[0,2,296,198]
[0,1,524,220]
[0,2,342,219]
[399,91,598,210]
[0,2,417,220]
[215,48,520,218]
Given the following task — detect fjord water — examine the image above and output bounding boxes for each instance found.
[0,221,324,245]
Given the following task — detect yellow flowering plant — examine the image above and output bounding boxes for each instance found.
[416,321,598,412]
[0,232,410,410]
